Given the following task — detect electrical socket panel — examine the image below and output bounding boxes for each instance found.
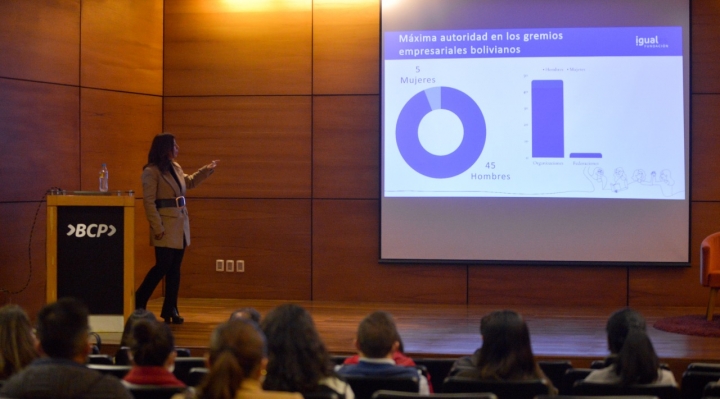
[236,260,245,272]
[226,260,235,272]
[215,259,224,272]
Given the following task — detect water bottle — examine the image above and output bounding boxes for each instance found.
[99,163,109,192]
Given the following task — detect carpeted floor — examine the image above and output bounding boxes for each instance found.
[654,315,720,337]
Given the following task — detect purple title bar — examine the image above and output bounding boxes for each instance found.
[384,27,681,60]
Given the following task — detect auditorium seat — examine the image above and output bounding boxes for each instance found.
[442,376,549,399]
[303,392,341,399]
[115,346,131,365]
[538,360,573,392]
[372,390,497,399]
[572,381,680,399]
[127,385,187,399]
[561,368,593,394]
[701,232,720,320]
[185,367,208,387]
[681,370,720,399]
[536,396,658,399]
[172,357,207,385]
[687,363,720,373]
[87,364,132,378]
[703,382,720,398]
[344,375,419,399]
[175,347,191,357]
[414,358,457,392]
[87,354,114,365]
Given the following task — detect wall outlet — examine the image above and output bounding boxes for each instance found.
[236,260,244,272]
[215,259,224,272]
[226,260,235,272]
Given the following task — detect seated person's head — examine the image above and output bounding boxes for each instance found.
[606,308,646,354]
[356,311,400,359]
[129,319,176,368]
[200,319,267,399]
[36,298,90,362]
[615,328,659,385]
[0,304,38,379]
[120,309,157,347]
[229,307,261,324]
[476,310,536,380]
[260,304,334,392]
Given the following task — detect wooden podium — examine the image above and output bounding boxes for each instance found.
[46,191,135,332]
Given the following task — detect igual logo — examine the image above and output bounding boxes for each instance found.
[67,224,117,238]
[636,35,660,47]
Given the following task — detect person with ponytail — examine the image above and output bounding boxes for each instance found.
[122,319,185,387]
[192,319,302,399]
[585,308,676,386]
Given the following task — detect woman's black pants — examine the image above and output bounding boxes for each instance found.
[135,245,186,317]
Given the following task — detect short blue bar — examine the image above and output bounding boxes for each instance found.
[569,153,603,158]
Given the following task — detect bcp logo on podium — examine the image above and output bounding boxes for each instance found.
[66,223,117,238]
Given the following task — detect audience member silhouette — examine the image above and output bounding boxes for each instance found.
[336,311,429,395]
[261,304,354,398]
[0,298,132,399]
[450,310,557,394]
[229,307,261,324]
[585,308,676,386]
[122,319,185,387]
[188,319,302,399]
[0,304,38,379]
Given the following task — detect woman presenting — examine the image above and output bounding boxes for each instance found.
[135,133,218,324]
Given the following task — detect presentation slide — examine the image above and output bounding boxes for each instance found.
[385,27,684,200]
[380,0,690,264]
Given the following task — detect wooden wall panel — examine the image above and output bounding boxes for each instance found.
[0,203,48,319]
[0,79,80,202]
[691,0,720,93]
[691,95,720,200]
[629,202,720,307]
[0,0,79,85]
[80,89,162,192]
[81,0,163,95]
[178,199,311,300]
[164,0,312,96]
[313,0,379,94]
[163,96,312,198]
[313,96,379,199]
[312,199,467,303]
[469,265,628,307]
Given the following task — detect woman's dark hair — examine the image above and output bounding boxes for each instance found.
[260,304,335,393]
[0,304,38,379]
[129,319,175,367]
[120,309,157,347]
[473,310,537,380]
[606,308,646,354]
[614,329,659,386]
[199,319,266,399]
[144,133,176,173]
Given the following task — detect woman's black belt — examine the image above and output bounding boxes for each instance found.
[155,196,186,208]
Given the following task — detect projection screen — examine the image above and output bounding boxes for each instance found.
[380,0,690,264]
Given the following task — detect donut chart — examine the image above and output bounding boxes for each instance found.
[396,86,486,178]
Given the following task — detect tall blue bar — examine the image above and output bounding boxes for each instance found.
[532,80,564,158]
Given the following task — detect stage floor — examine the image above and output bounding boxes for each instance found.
[122,298,720,381]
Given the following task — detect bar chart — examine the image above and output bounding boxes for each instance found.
[532,79,602,159]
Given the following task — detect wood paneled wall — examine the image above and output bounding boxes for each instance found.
[0,0,163,317]
[2,0,720,315]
